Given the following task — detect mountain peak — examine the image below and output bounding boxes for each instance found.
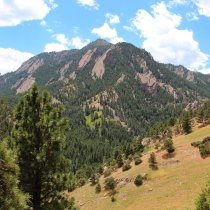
[84,39,112,49]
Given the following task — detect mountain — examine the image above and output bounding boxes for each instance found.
[1,39,210,171]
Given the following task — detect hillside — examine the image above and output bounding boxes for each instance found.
[1,39,210,172]
[68,124,210,210]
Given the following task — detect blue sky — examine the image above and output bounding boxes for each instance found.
[0,0,210,75]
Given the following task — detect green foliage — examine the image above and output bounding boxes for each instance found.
[104,177,117,191]
[134,175,143,186]
[181,112,192,134]
[0,139,28,210]
[95,183,101,194]
[103,168,112,177]
[195,180,210,210]
[111,196,116,202]
[134,157,142,165]
[164,138,175,154]
[12,84,71,210]
[192,137,210,158]
[122,164,132,171]
[148,152,158,170]
[90,174,98,186]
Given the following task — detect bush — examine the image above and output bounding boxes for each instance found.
[164,138,175,154]
[148,152,158,170]
[111,196,116,202]
[191,141,202,148]
[199,143,210,158]
[134,158,142,165]
[134,175,143,186]
[122,164,131,172]
[95,183,101,194]
[104,177,117,191]
[195,180,210,210]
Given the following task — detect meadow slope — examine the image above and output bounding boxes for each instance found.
[69,125,210,210]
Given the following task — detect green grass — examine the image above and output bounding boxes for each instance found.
[69,124,210,210]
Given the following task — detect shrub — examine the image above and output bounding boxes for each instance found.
[95,183,101,194]
[191,141,202,148]
[134,175,143,186]
[111,196,116,202]
[104,177,117,191]
[148,152,158,170]
[134,158,142,165]
[195,180,210,210]
[164,138,175,154]
[122,164,131,172]
[199,143,210,158]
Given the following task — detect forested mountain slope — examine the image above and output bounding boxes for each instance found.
[1,39,210,172]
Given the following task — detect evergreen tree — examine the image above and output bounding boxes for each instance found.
[134,175,143,186]
[12,84,70,210]
[95,183,101,193]
[148,152,158,170]
[181,112,192,134]
[0,138,28,210]
[164,138,175,154]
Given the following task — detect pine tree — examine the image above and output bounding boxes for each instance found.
[95,183,101,193]
[12,84,70,210]
[164,138,175,154]
[148,152,158,170]
[181,112,192,134]
[0,138,28,210]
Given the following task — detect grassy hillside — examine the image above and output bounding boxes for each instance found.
[68,125,210,210]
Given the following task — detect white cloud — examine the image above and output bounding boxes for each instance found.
[168,0,188,6]
[77,0,99,9]
[199,68,210,74]
[92,23,124,44]
[131,1,208,70]
[44,34,90,52]
[0,0,57,27]
[44,43,68,52]
[71,37,90,49]
[186,12,199,20]
[105,13,120,24]
[196,0,210,17]
[0,48,33,75]
[40,20,47,26]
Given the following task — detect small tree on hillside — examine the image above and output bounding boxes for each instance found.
[104,177,117,194]
[95,183,101,193]
[148,152,158,170]
[181,112,192,134]
[164,138,175,154]
[12,84,71,210]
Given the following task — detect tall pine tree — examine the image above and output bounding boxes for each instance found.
[12,84,70,210]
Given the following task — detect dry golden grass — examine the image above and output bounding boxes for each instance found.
[69,125,210,210]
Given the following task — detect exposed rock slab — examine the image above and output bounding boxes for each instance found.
[78,48,97,69]
[16,75,35,94]
[92,48,112,79]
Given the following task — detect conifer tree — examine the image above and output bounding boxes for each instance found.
[12,84,70,210]
[0,138,28,210]
[181,112,192,134]
[164,138,175,154]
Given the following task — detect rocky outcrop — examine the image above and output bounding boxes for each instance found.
[92,48,112,79]
[78,48,97,69]
[16,75,35,94]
